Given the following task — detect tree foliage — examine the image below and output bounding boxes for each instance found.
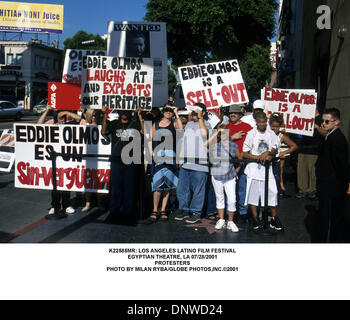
[145,0,277,97]
[168,65,177,96]
[63,30,107,51]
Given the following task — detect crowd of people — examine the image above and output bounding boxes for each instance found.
[37,98,350,242]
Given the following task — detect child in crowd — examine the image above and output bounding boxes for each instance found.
[243,112,284,231]
[269,113,298,198]
[206,124,241,232]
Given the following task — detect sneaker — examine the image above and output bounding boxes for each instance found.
[48,207,55,215]
[252,216,262,230]
[65,206,75,214]
[174,210,189,221]
[295,192,306,199]
[185,213,201,224]
[227,221,239,232]
[215,219,226,230]
[270,216,284,231]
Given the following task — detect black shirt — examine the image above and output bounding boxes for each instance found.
[106,119,141,160]
[297,114,322,154]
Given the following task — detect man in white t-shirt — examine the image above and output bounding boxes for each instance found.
[243,111,284,231]
[241,99,265,128]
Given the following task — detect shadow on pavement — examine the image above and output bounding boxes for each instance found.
[39,208,107,243]
[304,204,321,243]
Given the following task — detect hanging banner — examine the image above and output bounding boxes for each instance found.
[62,49,107,85]
[48,82,81,110]
[179,60,249,110]
[81,55,153,110]
[107,21,167,107]
[262,88,317,137]
[14,124,111,193]
[0,1,64,34]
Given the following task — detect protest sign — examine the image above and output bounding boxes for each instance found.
[0,129,15,172]
[81,55,154,110]
[107,21,167,107]
[48,82,81,110]
[179,60,249,110]
[262,88,317,136]
[207,111,221,129]
[14,124,111,193]
[62,49,106,85]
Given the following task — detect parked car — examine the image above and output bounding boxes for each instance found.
[0,95,18,106]
[0,101,24,120]
[33,98,48,115]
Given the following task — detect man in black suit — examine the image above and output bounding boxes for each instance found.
[315,108,350,243]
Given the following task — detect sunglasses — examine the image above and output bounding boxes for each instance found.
[321,119,335,124]
[163,108,174,113]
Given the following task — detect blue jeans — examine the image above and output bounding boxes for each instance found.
[203,178,217,216]
[110,161,136,216]
[177,167,208,215]
[237,167,248,215]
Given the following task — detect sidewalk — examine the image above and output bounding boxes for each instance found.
[2,163,349,243]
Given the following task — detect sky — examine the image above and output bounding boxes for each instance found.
[3,0,149,47]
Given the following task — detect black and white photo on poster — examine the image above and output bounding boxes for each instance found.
[107,21,168,107]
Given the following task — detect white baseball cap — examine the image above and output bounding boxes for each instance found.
[253,100,265,110]
[178,109,189,116]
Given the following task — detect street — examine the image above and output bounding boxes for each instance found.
[0,112,38,130]
[2,159,347,244]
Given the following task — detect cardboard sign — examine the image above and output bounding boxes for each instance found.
[0,129,15,173]
[107,21,168,107]
[48,82,81,110]
[262,88,317,137]
[14,124,111,193]
[81,55,154,110]
[179,60,249,110]
[62,49,106,85]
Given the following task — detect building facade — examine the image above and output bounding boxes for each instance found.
[0,40,63,109]
[277,0,350,145]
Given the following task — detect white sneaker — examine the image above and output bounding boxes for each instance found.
[227,221,239,232]
[65,206,75,214]
[215,219,226,230]
[48,207,55,215]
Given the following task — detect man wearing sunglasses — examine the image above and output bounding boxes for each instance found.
[315,108,350,242]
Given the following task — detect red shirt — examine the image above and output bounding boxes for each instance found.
[226,121,252,152]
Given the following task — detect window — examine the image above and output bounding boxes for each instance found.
[35,55,40,66]
[16,54,23,65]
[7,54,14,65]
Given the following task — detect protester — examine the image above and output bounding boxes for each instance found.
[226,104,252,221]
[295,108,323,200]
[146,104,183,222]
[241,99,265,128]
[177,108,189,126]
[37,105,80,215]
[80,109,105,212]
[315,108,350,242]
[175,102,211,224]
[205,124,241,232]
[243,111,284,231]
[269,113,298,198]
[101,106,144,223]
